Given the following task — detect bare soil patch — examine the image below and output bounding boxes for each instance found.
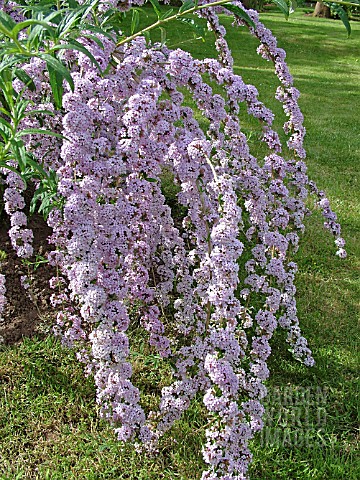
[0,210,56,345]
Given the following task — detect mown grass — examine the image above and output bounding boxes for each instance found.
[1,8,359,480]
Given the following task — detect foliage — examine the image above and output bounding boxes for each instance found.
[270,0,360,36]
[323,0,360,36]
[0,2,351,479]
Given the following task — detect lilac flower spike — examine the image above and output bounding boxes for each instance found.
[0,1,347,479]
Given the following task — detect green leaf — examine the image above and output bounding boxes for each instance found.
[10,138,27,171]
[68,0,80,8]
[159,26,166,45]
[17,128,65,139]
[26,12,60,47]
[51,41,102,72]
[179,0,195,13]
[0,10,16,35]
[13,99,31,122]
[13,68,36,92]
[0,106,11,119]
[11,19,56,40]
[28,164,58,219]
[328,3,351,37]
[25,109,55,117]
[143,30,151,45]
[56,7,86,39]
[271,0,290,20]
[0,161,22,177]
[38,53,74,92]
[0,116,12,132]
[0,57,20,75]
[78,32,106,49]
[80,23,116,42]
[47,63,64,109]
[99,7,126,30]
[21,2,62,17]
[83,0,101,21]
[131,9,140,35]
[160,8,174,20]
[24,154,50,179]
[0,128,10,143]
[221,3,256,28]
[149,0,162,19]
[56,1,100,40]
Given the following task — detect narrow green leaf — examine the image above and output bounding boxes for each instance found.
[29,193,39,215]
[179,0,194,13]
[0,10,16,34]
[143,175,157,183]
[11,19,56,39]
[17,128,65,139]
[26,109,55,117]
[100,7,125,29]
[144,30,151,45]
[51,42,102,72]
[24,154,49,178]
[78,32,105,49]
[83,0,101,21]
[47,64,63,109]
[56,6,89,39]
[160,8,174,20]
[149,0,162,19]
[26,24,43,47]
[222,3,256,28]
[20,4,62,19]
[0,46,30,59]
[0,107,11,119]
[0,162,22,177]
[38,53,74,91]
[0,116,12,131]
[10,138,27,171]
[159,26,166,45]
[0,128,9,143]
[14,99,31,122]
[131,9,140,35]
[271,0,290,19]
[0,57,20,75]
[0,23,12,38]
[13,68,36,92]
[26,13,59,47]
[328,4,351,37]
[80,23,116,42]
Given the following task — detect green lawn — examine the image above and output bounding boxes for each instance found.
[0,8,359,480]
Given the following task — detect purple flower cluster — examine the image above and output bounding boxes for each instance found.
[0,2,348,479]
[309,181,346,257]
[0,0,25,22]
[2,169,33,259]
[0,273,6,321]
[47,15,345,479]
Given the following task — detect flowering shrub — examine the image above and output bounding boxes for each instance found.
[0,1,346,478]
